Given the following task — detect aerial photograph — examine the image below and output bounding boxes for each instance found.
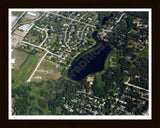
[9,9,151,119]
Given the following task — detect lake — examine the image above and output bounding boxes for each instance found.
[67,31,112,81]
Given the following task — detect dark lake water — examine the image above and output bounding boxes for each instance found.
[67,31,112,81]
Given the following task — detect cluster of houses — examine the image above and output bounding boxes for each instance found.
[61,73,149,115]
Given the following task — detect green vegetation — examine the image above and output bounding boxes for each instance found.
[32,60,61,82]
[138,44,149,58]
[12,49,29,69]
[12,54,40,88]
[24,27,46,45]
[127,12,148,20]
[104,51,113,69]
[12,79,64,115]
[11,11,149,116]
[12,12,23,17]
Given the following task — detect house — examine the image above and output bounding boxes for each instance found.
[27,11,37,17]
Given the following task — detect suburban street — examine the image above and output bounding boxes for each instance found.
[48,12,96,28]
[124,77,149,92]
[64,15,78,49]
[12,11,26,28]
[21,41,61,58]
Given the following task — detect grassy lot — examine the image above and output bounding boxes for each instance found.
[12,11,23,17]
[25,32,40,42]
[96,76,105,88]
[12,54,40,88]
[104,51,112,69]
[104,50,118,68]
[32,59,61,82]
[12,49,29,69]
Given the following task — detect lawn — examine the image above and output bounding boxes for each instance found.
[96,76,105,88]
[12,49,29,69]
[104,50,118,69]
[12,54,40,88]
[32,59,61,82]
[104,51,112,69]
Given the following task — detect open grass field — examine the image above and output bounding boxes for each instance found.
[104,50,118,68]
[96,76,105,88]
[32,59,61,82]
[12,54,40,88]
[104,51,112,69]
[12,49,29,69]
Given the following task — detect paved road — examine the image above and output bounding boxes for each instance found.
[106,13,126,32]
[74,20,92,47]
[64,15,79,49]
[12,11,26,28]
[48,12,96,28]
[21,41,61,58]
[124,77,149,92]
[39,30,48,47]
[78,12,88,21]
[116,13,125,23]
[12,12,46,33]
[27,51,48,82]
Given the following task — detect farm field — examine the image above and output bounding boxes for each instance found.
[12,54,40,88]
[12,49,29,69]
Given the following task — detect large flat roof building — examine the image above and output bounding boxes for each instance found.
[27,11,37,17]
[25,11,39,19]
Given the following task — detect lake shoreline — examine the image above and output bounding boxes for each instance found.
[67,31,112,81]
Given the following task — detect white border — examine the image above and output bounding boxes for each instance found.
[9,8,152,120]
